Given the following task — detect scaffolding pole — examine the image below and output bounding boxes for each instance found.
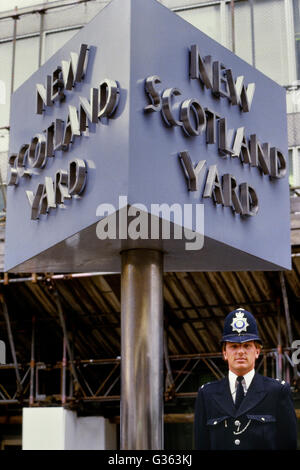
[279,272,298,382]
[0,293,22,398]
[52,286,82,396]
[29,316,35,406]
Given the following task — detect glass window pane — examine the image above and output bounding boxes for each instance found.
[293,0,300,34]
[162,0,212,8]
[294,0,300,79]
[233,1,253,65]
[289,149,294,186]
[288,148,300,187]
[14,36,39,91]
[177,5,221,44]
[296,147,300,186]
[253,0,288,85]
[0,150,8,211]
[0,0,57,13]
[0,130,9,154]
[44,29,80,62]
[296,39,300,79]
[286,91,296,113]
[0,41,12,129]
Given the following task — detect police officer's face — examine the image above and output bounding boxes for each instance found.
[222,341,260,375]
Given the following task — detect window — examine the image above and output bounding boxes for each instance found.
[0,42,12,130]
[289,148,294,186]
[289,146,300,187]
[14,36,39,91]
[294,0,300,79]
[44,29,80,63]
[177,4,222,44]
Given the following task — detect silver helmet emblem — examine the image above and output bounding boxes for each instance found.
[231,310,249,334]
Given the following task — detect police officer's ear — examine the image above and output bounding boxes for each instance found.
[222,342,228,362]
[254,341,262,359]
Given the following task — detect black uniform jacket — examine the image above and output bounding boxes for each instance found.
[194,372,298,450]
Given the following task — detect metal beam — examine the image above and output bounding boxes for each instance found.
[29,316,35,406]
[61,337,67,404]
[38,10,45,68]
[0,348,297,406]
[171,0,244,13]
[249,0,256,67]
[230,0,235,53]
[0,0,107,21]
[52,285,83,396]
[280,272,294,347]
[164,330,175,401]
[0,293,23,398]
[0,272,116,284]
[175,359,201,392]
[10,12,18,96]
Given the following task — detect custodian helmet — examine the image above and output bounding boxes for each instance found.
[221,308,262,344]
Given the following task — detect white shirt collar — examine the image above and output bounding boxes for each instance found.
[228,369,255,399]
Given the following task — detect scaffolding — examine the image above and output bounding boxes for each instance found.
[0,271,299,415]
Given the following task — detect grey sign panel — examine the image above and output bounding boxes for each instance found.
[5,0,290,273]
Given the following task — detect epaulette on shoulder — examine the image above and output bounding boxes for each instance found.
[200,382,211,389]
[276,378,286,385]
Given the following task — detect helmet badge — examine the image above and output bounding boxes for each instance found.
[230,310,249,334]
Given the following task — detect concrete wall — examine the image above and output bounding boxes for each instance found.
[22,408,117,450]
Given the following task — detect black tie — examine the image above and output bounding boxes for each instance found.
[235,376,245,409]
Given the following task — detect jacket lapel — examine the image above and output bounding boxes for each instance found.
[235,372,267,417]
[211,376,236,417]
[211,373,267,418]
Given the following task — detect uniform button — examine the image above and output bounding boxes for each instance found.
[234,420,240,426]
[234,439,240,446]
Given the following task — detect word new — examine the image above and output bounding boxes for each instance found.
[7,43,121,221]
[189,44,255,112]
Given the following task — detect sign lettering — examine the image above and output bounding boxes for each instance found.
[143,45,287,217]
[8,45,121,220]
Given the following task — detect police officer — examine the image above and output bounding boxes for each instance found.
[194,308,298,450]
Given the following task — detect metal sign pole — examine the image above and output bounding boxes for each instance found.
[120,249,164,450]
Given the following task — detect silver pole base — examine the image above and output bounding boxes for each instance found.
[121,249,164,450]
